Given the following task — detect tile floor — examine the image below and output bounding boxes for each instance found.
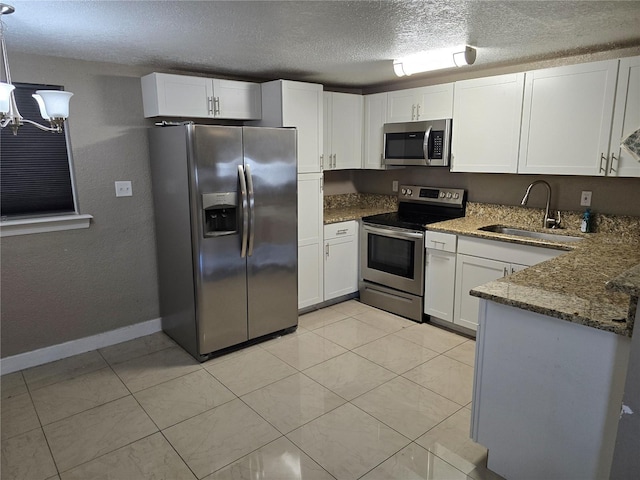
[0,300,504,480]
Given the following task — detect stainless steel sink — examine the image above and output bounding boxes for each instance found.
[478,225,584,243]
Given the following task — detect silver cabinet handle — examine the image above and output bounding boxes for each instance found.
[503,267,509,277]
[214,97,221,116]
[336,229,348,235]
[609,153,618,174]
[416,104,421,120]
[320,154,324,171]
[245,163,255,257]
[237,165,249,258]
[600,153,608,173]
[511,267,516,274]
[325,243,330,258]
[411,104,416,121]
[207,96,214,115]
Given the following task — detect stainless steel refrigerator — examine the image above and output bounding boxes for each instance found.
[148,124,298,361]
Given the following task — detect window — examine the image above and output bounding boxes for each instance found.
[1,82,77,219]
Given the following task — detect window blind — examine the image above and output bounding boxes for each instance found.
[1,83,76,218]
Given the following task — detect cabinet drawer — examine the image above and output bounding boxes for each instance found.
[425,231,457,253]
[324,220,357,240]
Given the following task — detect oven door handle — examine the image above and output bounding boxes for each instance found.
[363,224,424,240]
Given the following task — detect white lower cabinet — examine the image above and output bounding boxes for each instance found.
[324,221,359,301]
[297,173,324,309]
[424,232,457,323]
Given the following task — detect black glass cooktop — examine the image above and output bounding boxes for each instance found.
[361,211,455,231]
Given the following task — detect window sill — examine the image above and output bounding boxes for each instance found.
[0,214,93,237]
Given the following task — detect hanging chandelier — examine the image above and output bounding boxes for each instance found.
[1,3,73,135]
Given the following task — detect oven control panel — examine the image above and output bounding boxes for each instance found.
[399,185,465,206]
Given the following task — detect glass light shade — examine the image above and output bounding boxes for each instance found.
[394,46,476,77]
[32,93,50,120]
[0,82,15,114]
[33,90,73,119]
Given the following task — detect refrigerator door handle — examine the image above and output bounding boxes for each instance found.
[238,165,249,258]
[245,163,256,257]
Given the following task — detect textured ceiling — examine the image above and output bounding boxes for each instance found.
[3,1,640,87]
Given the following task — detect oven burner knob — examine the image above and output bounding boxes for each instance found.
[406,189,412,195]
[446,192,452,199]
[401,188,407,195]
[453,193,460,199]
[439,192,445,198]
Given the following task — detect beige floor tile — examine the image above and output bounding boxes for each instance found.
[98,332,176,365]
[298,307,350,331]
[202,341,266,367]
[312,318,388,350]
[43,395,157,472]
[111,346,201,393]
[303,352,396,401]
[1,392,41,440]
[444,340,477,367]
[205,348,296,396]
[22,351,108,391]
[403,355,475,406]
[60,432,196,480]
[328,299,375,317]
[352,376,461,440]
[416,408,489,474]
[396,323,468,353]
[352,308,413,334]
[203,436,334,480]
[241,372,345,434]
[354,334,439,374]
[360,442,469,480]
[287,403,410,480]
[262,331,347,370]
[163,398,280,479]
[134,369,235,429]
[1,372,27,399]
[0,428,57,480]
[31,368,129,425]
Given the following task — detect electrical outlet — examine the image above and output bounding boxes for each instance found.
[115,181,132,197]
[392,180,399,192]
[580,191,592,207]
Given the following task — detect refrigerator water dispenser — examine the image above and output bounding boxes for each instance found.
[202,192,238,237]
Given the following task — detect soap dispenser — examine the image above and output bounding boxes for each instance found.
[580,208,591,233]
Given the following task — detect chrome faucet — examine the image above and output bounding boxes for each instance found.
[521,180,561,229]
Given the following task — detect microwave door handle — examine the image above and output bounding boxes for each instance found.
[423,126,432,165]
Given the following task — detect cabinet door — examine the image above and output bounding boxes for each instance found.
[387,88,419,122]
[323,92,332,170]
[324,234,358,301]
[610,56,640,177]
[415,83,454,120]
[454,254,508,331]
[297,173,323,309]
[142,73,211,118]
[282,82,323,174]
[212,79,261,120]
[363,93,388,170]
[330,93,363,170]
[424,250,456,322]
[518,60,618,175]
[451,73,524,173]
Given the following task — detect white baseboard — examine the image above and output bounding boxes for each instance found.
[0,318,163,375]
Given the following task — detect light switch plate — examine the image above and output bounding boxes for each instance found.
[580,191,592,207]
[115,181,132,197]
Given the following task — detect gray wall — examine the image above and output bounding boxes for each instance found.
[0,54,159,357]
[325,169,640,217]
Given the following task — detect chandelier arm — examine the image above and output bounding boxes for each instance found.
[21,118,61,133]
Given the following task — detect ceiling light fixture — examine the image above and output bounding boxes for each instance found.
[0,3,73,135]
[393,45,477,77]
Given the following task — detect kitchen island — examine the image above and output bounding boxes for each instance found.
[427,202,640,479]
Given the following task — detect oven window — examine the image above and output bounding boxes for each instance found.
[385,132,425,160]
[368,234,415,278]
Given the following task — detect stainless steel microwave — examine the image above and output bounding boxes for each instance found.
[383,119,452,167]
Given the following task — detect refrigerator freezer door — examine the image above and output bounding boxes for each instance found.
[191,125,249,354]
[243,127,298,339]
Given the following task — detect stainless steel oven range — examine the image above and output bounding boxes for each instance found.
[360,185,466,322]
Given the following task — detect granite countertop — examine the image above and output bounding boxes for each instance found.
[427,203,640,337]
[324,193,396,224]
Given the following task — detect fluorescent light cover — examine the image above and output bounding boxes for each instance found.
[394,46,476,77]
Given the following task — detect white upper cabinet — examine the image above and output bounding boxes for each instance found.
[258,80,323,174]
[609,55,640,177]
[451,73,525,173]
[518,59,619,175]
[387,83,454,123]
[363,92,388,170]
[141,73,261,120]
[323,92,363,170]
